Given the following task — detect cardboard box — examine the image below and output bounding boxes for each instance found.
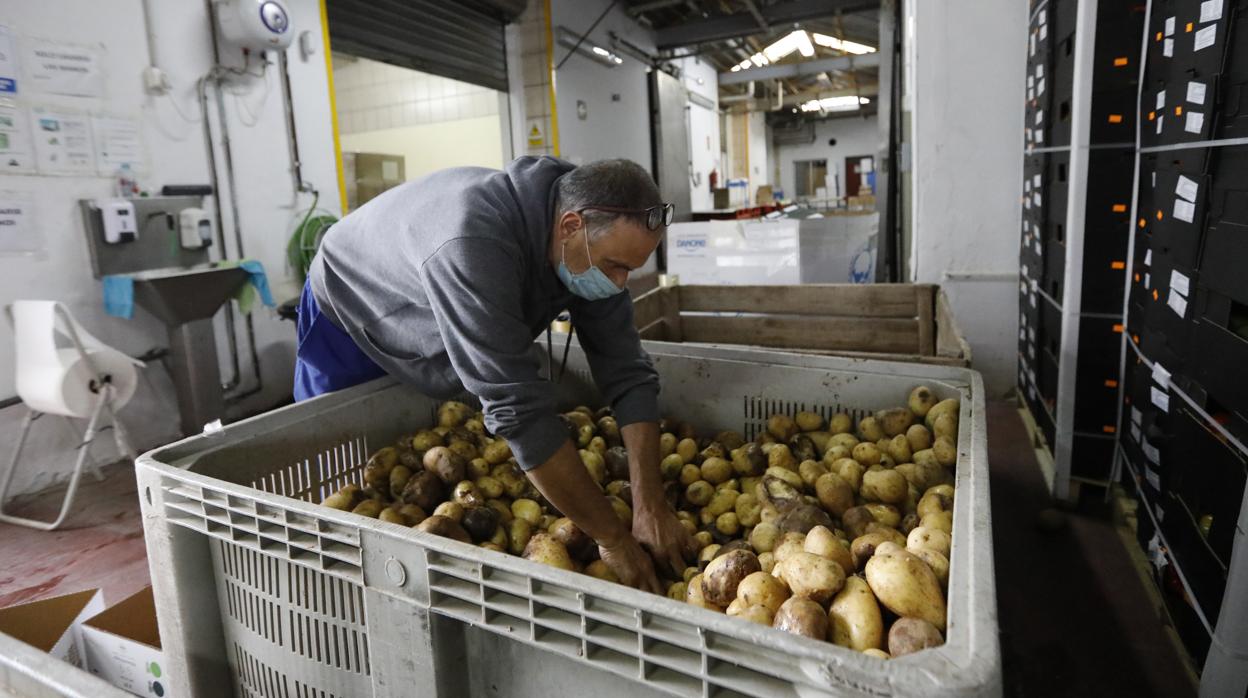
[0,588,104,669]
[80,587,168,698]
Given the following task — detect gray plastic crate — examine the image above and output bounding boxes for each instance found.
[0,632,131,698]
[136,342,1000,698]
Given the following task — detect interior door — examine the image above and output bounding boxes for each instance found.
[650,70,692,224]
[846,155,875,196]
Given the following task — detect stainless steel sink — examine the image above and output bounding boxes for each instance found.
[132,264,251,436]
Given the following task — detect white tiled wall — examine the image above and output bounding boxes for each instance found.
[332,54,500,134]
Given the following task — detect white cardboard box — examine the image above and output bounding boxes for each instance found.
[80,586,169,698]
[0,588,104,669]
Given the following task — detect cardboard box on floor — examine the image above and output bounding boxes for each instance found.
[0,588,104,668]
[80,586,168,698]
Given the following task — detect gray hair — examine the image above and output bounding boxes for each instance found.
[554,159,664,240]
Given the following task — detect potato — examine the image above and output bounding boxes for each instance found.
[833,459,865,493]
[906,526,952,557]
[715,512,741,537]
[322,484,362,511]
[677,463,701,487]
[857,416,885,443]
[863,648,891,660]
[364,446,399,483]
[874,407,913,438]
[921,510,954,535]
[478,438,511,465]
[701,457,733,485]
[715,430,746,451]
[702,549,761,605]
[828,576,884,651]
[447,438,479,462]
[772,597,828,640]
[685,574,724,611]
[749,521,782,553]
[676,438,699,464]
[731,443,767,477]
[913,448,940,470]
[698,544,723,569]
[814,472,854,518]
[686,480,714,507]
[683,566,700,583]
[798,459,829,489]
[788,435,818,463]
[861,469,907,504]
[732,604,774,626]
[667,581,687,600]
[411,430,443,452]
[504,518,533,555]
[905,424,933,453]
[888,617,944,657]
[416,514,472,543]
[767,445,797,471]
[864,544,947,630]
[772,534,808,564]
[433,501,464,523]
[767,414,799,440]
[423,447,466,485]
[803,525,854,576]
[538,514,557,531]
[850,442,881,467]
[488,525,508,548]
[774,552,846,605]
[693,530,714,549]
[735,493,763,527]
[733,569,789,610]
[576,450,605,485]
[584,559,619,583]
[913,547,950,589]
[550,517,594,560]
[933,436,957,467]
[523,532,576,571]
[596,416,621,445]
[842,506,877,539]
[466,457,491,480]
[659,432,678,458]
[606,495,632,526]
[886,435,913,465]
[450,480,484,509]
[479,542,506,553]
[850,530,906,570]
[758,552,776,574]
[603,446,629,481]
[828,413,853,435]
[917,488,954,520]
[437,401,472,428]
[829,432,859,451]
[924,398,959,429]
[900,512,920,535]
[776,504,834,535]
[807,431,833,454]
[379,506,406,525]
[462,506,500,541]
[863,503,902,529]
[906,385,937,417]
[821,444,851,466]
[509,498,541,526]
[398,503,427,526]
[497,469,529,499]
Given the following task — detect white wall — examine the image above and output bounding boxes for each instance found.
[551,0,654,169]
[775,115,879,199]
[0,0,339,496]
[906,0,1026,396]
[673,56,720,213]
[747,110,769,188]
[340,116,504,182]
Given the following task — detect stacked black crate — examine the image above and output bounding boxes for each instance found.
[1020,0,1144,498]
[1121,0,1248,673]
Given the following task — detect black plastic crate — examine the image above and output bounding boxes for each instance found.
[1196,146,1248,303]
[1070,316,1127,436]
[1167,404,1248,568]
[1159,487,1228,622]
[1071,432,1116,480]
[1188,286,1248,418]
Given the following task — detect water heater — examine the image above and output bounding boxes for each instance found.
[216,0,293,52]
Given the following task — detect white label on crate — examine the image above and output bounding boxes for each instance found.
[1020,327,1026,340]
[1036,109,1044,125]
[1036,128,1045,144]
[1145,467,1161,490]
[1030,33,1037,56]
[1200,0,1223,23]
[1185,111,1205,134]
[1157,114,1165,134]
[1168,290,1188,317]
[1021,280,1028,294]
[1132,406,1143,426]
[1144,272,1151,289]
[1144,249,1152,265]
[1040,23,1048,40]
[1131,423,1142,443]
[1022,263,1029,277]
[1173,198,1195,223]
[1194,24,1217,51]
[1034,237,1042,254]
[1029,384,1038,400]
[1156,90,1166,110]
[1156,504,1165,522]
[1030,292,1038,307]
[1028,326,1036,341]
[1164,38,1174,57]
[1152,363,1172,389]
[1144,440,1161,464]
[1152,171,1157,187]
[1187,81,1207,105]
[1028,87,1035,101]
[1033,173,1041,188]
[1025,194,1032,209]
[1034,192,1042,207]
[1026,128,1034,144]
[1165,16,1176,36]
[1038,77,1046,96]
[1020,312,1027,327]
[1151,386,1170,412]
[1025,180,1032,193]
[1036,64,1044,79]
[1176,174,1199,202]
[1028,342,1036,359]
[1171,269,1191,296]
[1028,75,1035,90]
[1030,277,1038,291]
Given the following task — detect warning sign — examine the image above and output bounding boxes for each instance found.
[526,120,544,147]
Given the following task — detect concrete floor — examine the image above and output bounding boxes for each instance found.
[0,400,1200,695]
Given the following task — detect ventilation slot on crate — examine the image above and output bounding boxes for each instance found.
[233,642,294,698]
[740,395,857,440]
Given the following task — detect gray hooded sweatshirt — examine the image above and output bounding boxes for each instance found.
[308,156,659,470]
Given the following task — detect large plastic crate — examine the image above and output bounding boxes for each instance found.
[0,631,131,698]
[136,342,1000,698]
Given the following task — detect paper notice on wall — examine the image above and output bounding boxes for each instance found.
[1151,386,1170,412]
[91,114,143,175]
[1173,198,1195,223]
[1194,25,1217,51]
[1165,16,1176,36]
[1185,111,1205,134]
[30,105,95,174]
[25,40,103,98]
[0,190,41,256]
[1175,174,1199,202]
[1170,269,1190,296]
[1200,0,1223,23]
[1152,363,1172,389]
[1144,249,1152,265]
[0,26,17,95]
[1187,81,1207,104]
[0,100,34,172]
[1156,90,1166,110]
[1164,38,1174,57]
[1168,290,1188,317]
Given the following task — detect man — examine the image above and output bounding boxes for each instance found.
[295,156,694,592]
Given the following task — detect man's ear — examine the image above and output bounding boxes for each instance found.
[557,211,582,242]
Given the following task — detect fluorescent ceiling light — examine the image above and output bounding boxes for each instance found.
[795,30,815,57]
[592,46,609,56]
[750,52,768,67]
[762,30,809,62]
[811,33,877,54]
[555,27,624,68]
[799,95,871,112]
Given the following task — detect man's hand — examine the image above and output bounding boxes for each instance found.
[598,532,664,594]
[633,502,696,579]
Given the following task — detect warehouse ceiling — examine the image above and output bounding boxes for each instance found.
[627,0,882,119]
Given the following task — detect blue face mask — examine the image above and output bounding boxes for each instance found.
[557,229,624,301]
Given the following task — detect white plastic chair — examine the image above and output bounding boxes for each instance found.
[0,301,143,530]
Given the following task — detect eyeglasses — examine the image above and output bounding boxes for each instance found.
[577,203,675,231]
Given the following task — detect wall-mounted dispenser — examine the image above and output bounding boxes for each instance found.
[178,207,213,250]
[96,199,138,244]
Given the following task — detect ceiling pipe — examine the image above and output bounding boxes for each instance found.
[719,80,755,103]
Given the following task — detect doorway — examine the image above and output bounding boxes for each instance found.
[846,155,875,196]
[794,159,829,200]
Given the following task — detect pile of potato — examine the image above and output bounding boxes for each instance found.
[318,386,961,660]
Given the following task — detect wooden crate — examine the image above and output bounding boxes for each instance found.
[631,283,972,367]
